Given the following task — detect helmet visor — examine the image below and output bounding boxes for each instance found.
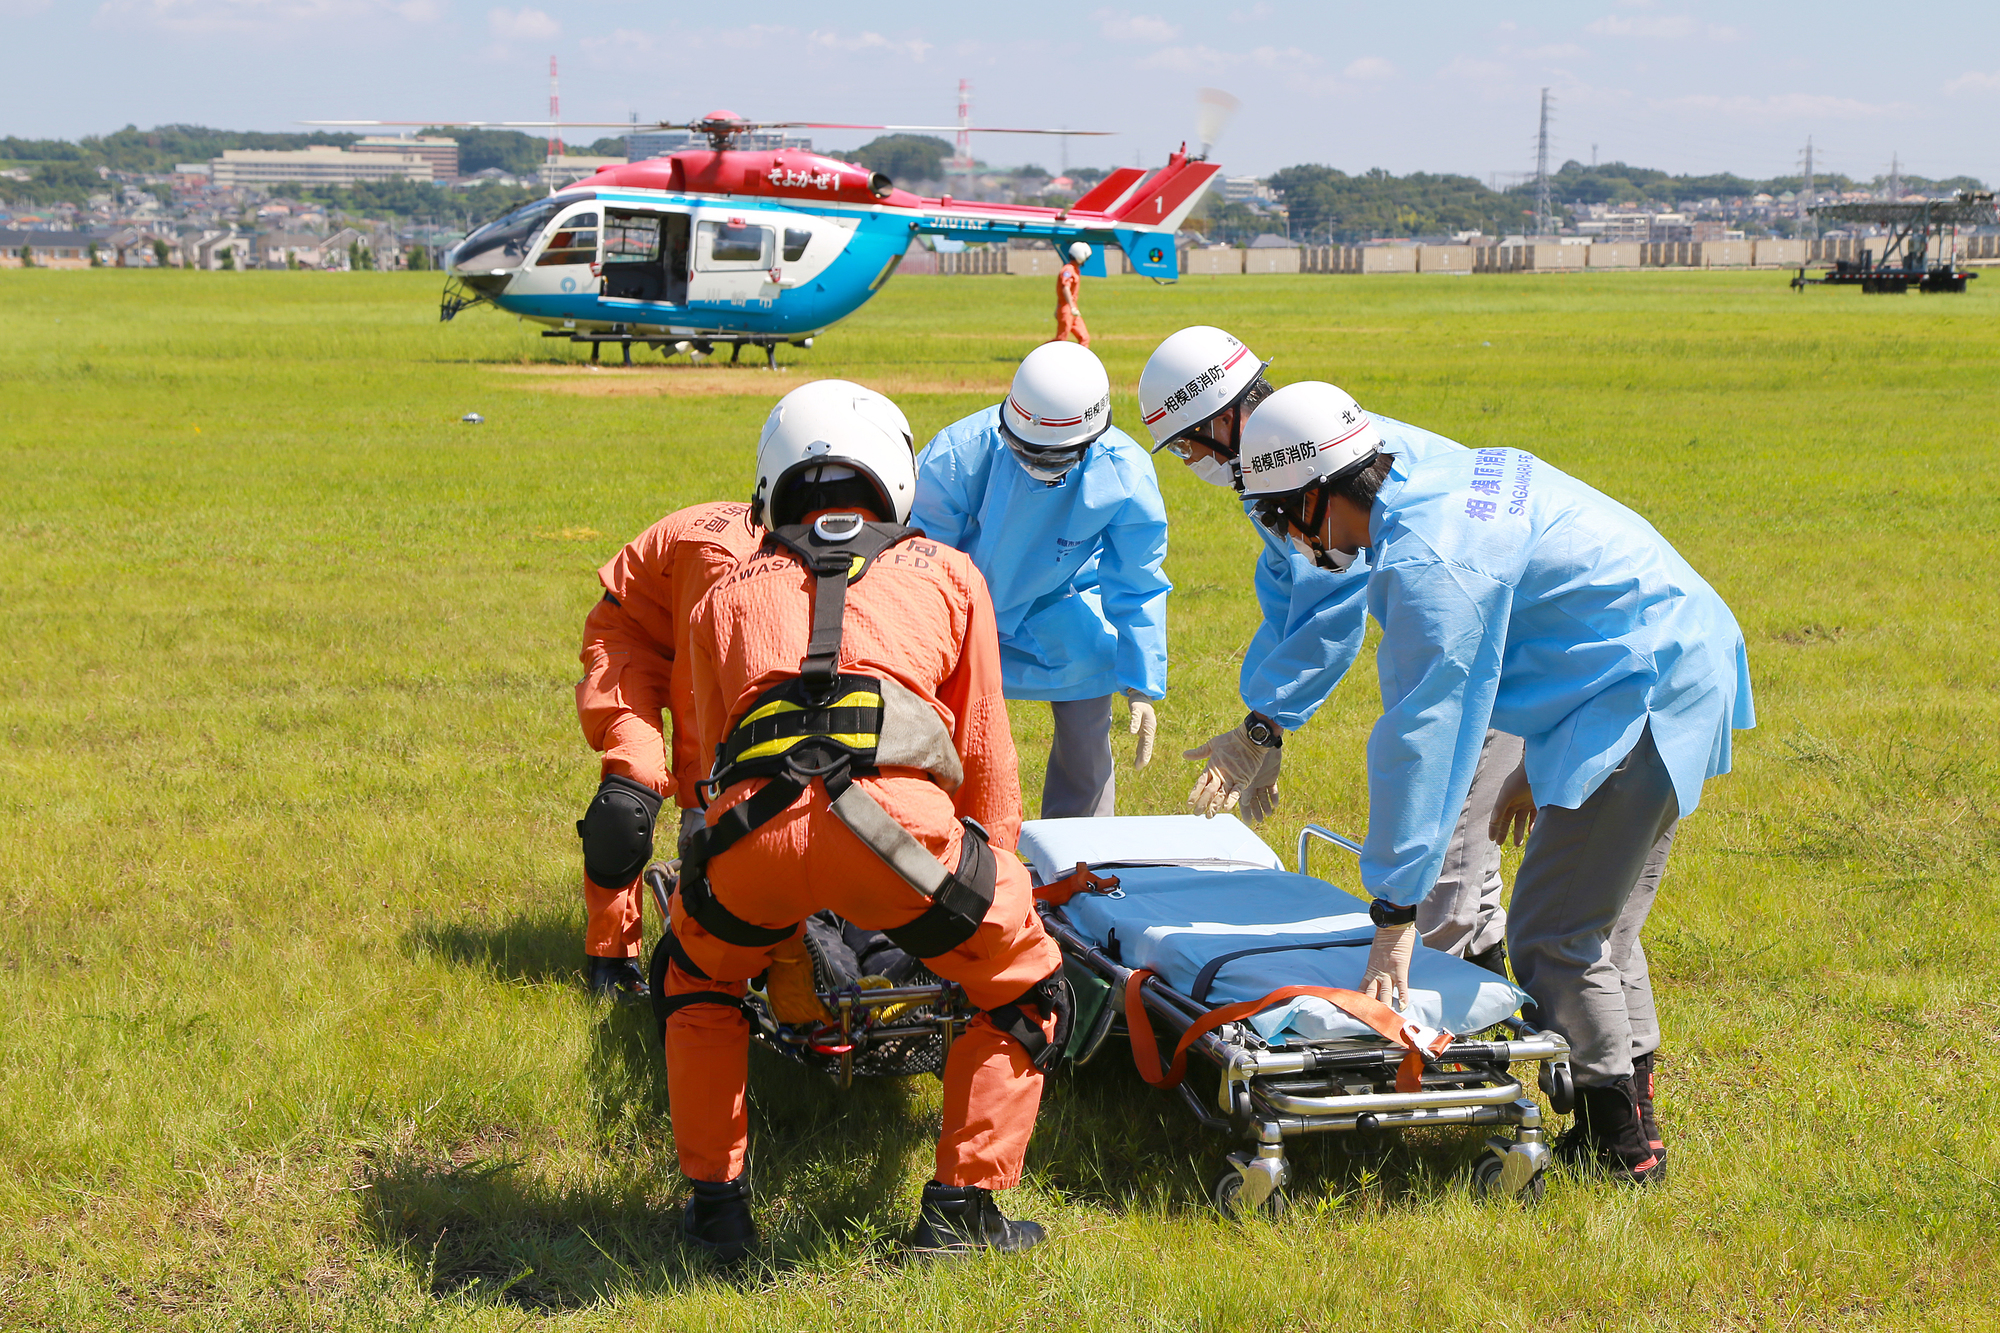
[998,414,1098,481]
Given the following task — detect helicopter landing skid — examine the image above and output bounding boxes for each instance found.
[540,328,792,370]
[438,278,492,322]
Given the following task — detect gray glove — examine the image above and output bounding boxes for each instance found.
[1183,720,1276,818]
[1360,923,1416,1010]
[1124,689,1158,771]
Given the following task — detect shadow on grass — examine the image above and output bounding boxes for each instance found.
[404,904,582,988]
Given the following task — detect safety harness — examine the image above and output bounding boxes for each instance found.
[667,514,1070,1067]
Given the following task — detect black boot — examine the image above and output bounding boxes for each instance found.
[907,1181,1047,1255]
[1556,1077,1664,1185]
[1466,940,1509,979]
[1632,1051,1668,1168]
[586,955,649,1004]
[683,1176,757,1262]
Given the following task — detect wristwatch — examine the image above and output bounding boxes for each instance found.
[1369,898,1418,927]
[1242,711,1283,749]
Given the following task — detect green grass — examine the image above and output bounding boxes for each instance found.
[2,268,1997,1330]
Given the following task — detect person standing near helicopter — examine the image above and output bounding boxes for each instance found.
[912,341,1168,818]
[1053,241,1092,347]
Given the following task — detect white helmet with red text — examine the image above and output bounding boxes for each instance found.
[998,341,1112,482]
[1237,381,1383,499]
[1137,324,1267,450]
[752,379,916,527]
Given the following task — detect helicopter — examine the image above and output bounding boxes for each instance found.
[311,110,1222,365]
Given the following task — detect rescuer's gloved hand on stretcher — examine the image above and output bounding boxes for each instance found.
[1184,712,1283,820]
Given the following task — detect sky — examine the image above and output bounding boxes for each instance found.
[2,0,1996,186]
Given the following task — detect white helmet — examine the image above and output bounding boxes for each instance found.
[752,379,916,527]
[999,341,1112,482]
[1067,241,1091,264]
[1238,381,1383,498]
[1137,324,1268,450]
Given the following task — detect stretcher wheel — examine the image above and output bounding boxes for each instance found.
[1471,1153,1546,1205]
[1539,1061,1576,1115]
[1210,1164,1287,1219]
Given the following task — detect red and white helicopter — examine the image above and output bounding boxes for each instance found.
[313,108,1222,363]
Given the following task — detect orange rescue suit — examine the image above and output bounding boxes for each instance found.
[575,501,763,958]
[666,532,1062,1188]
[1054,261,1090,347]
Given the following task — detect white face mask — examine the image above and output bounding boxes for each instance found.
[1188,454,1237,489]
[1287,533,1356,572]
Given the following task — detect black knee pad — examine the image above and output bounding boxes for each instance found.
[577,774,662,887]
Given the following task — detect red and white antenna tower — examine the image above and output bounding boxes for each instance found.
[952,78,974,196]
[547,56,563,163]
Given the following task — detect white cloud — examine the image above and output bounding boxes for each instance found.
[807,29,933,60]
[1097,10,1178,43]
[1586,13,1740,40]
[1523,43,1588,60]
[1944,69,2000,95]
[94,0,437,32]
[1341,56,1395,81]
[488,5,557,43]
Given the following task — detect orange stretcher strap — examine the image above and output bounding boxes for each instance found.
[1123,968,1453,1095]
[1032,862,1122,907]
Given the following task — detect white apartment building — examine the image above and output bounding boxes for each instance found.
[207,146,433,190]
[350,136,460,180]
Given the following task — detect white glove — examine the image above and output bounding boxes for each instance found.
[1360,923,1416,1010]
[1183,720,1278,818]
[1240,745,1282,824]
[1124,689,1158,770]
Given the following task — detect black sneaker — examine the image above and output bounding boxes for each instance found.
[682,1176,757,1262]
[586,955,649,1005]
[1556,1077,1665,1186]
[907,1181,1047,1255]
[1632,1050,1669,1168]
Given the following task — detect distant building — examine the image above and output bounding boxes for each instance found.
[351,135,460,181]
[538,155,627,188]
[1220,175,1274,204]
[171,163,212,193]
[625,129,811,159]
[0,228,95,268]
[208,146,434,190]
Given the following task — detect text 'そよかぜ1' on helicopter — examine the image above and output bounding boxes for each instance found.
[309,107,1223,365]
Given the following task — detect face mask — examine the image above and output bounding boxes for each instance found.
[1188,454,1237,489]
[1287,533,1356,573]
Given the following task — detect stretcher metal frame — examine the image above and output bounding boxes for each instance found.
[1034,824,1574,1212]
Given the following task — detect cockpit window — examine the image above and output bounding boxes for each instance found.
[450,198,563,271]
[783,227,811,263]
[536,212,599,266]
[698,220,773,269]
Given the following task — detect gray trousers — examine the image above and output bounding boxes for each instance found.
[1418,729,1520,959]
[1041,695,1116,819]
[1508,726,1679,1086]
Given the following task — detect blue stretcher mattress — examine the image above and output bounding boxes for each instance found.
[1020,816,1528,1045]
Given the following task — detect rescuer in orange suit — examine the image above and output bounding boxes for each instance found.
[573,501,763,1002]
[661,380,1068,1261]
[1053,240,1092,346]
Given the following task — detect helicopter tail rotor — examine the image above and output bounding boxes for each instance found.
[1194,88,1241,161]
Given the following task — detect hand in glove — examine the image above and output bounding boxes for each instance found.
[1360,923,1416,1010]
[1183,719,1277,818]
[1487,760,1537,847]
[1240,744,1283,824]
[1124,689,1158,771]
[763,932,832,1026]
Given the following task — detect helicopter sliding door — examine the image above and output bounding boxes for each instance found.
[688,210,780,308]
[601,207,690,305]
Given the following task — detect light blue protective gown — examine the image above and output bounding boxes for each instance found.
[912,405,1170,702]
[1359,446,1756,906]
[1240,415,1468,728]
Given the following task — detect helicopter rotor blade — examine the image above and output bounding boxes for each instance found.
[768,122,1113,136]
[1194,88,1241,160]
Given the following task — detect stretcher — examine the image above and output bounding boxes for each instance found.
[647,814,1574,1212]
[1021,814,1574,1212]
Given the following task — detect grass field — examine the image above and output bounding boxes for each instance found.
[2,267,1997,1331]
